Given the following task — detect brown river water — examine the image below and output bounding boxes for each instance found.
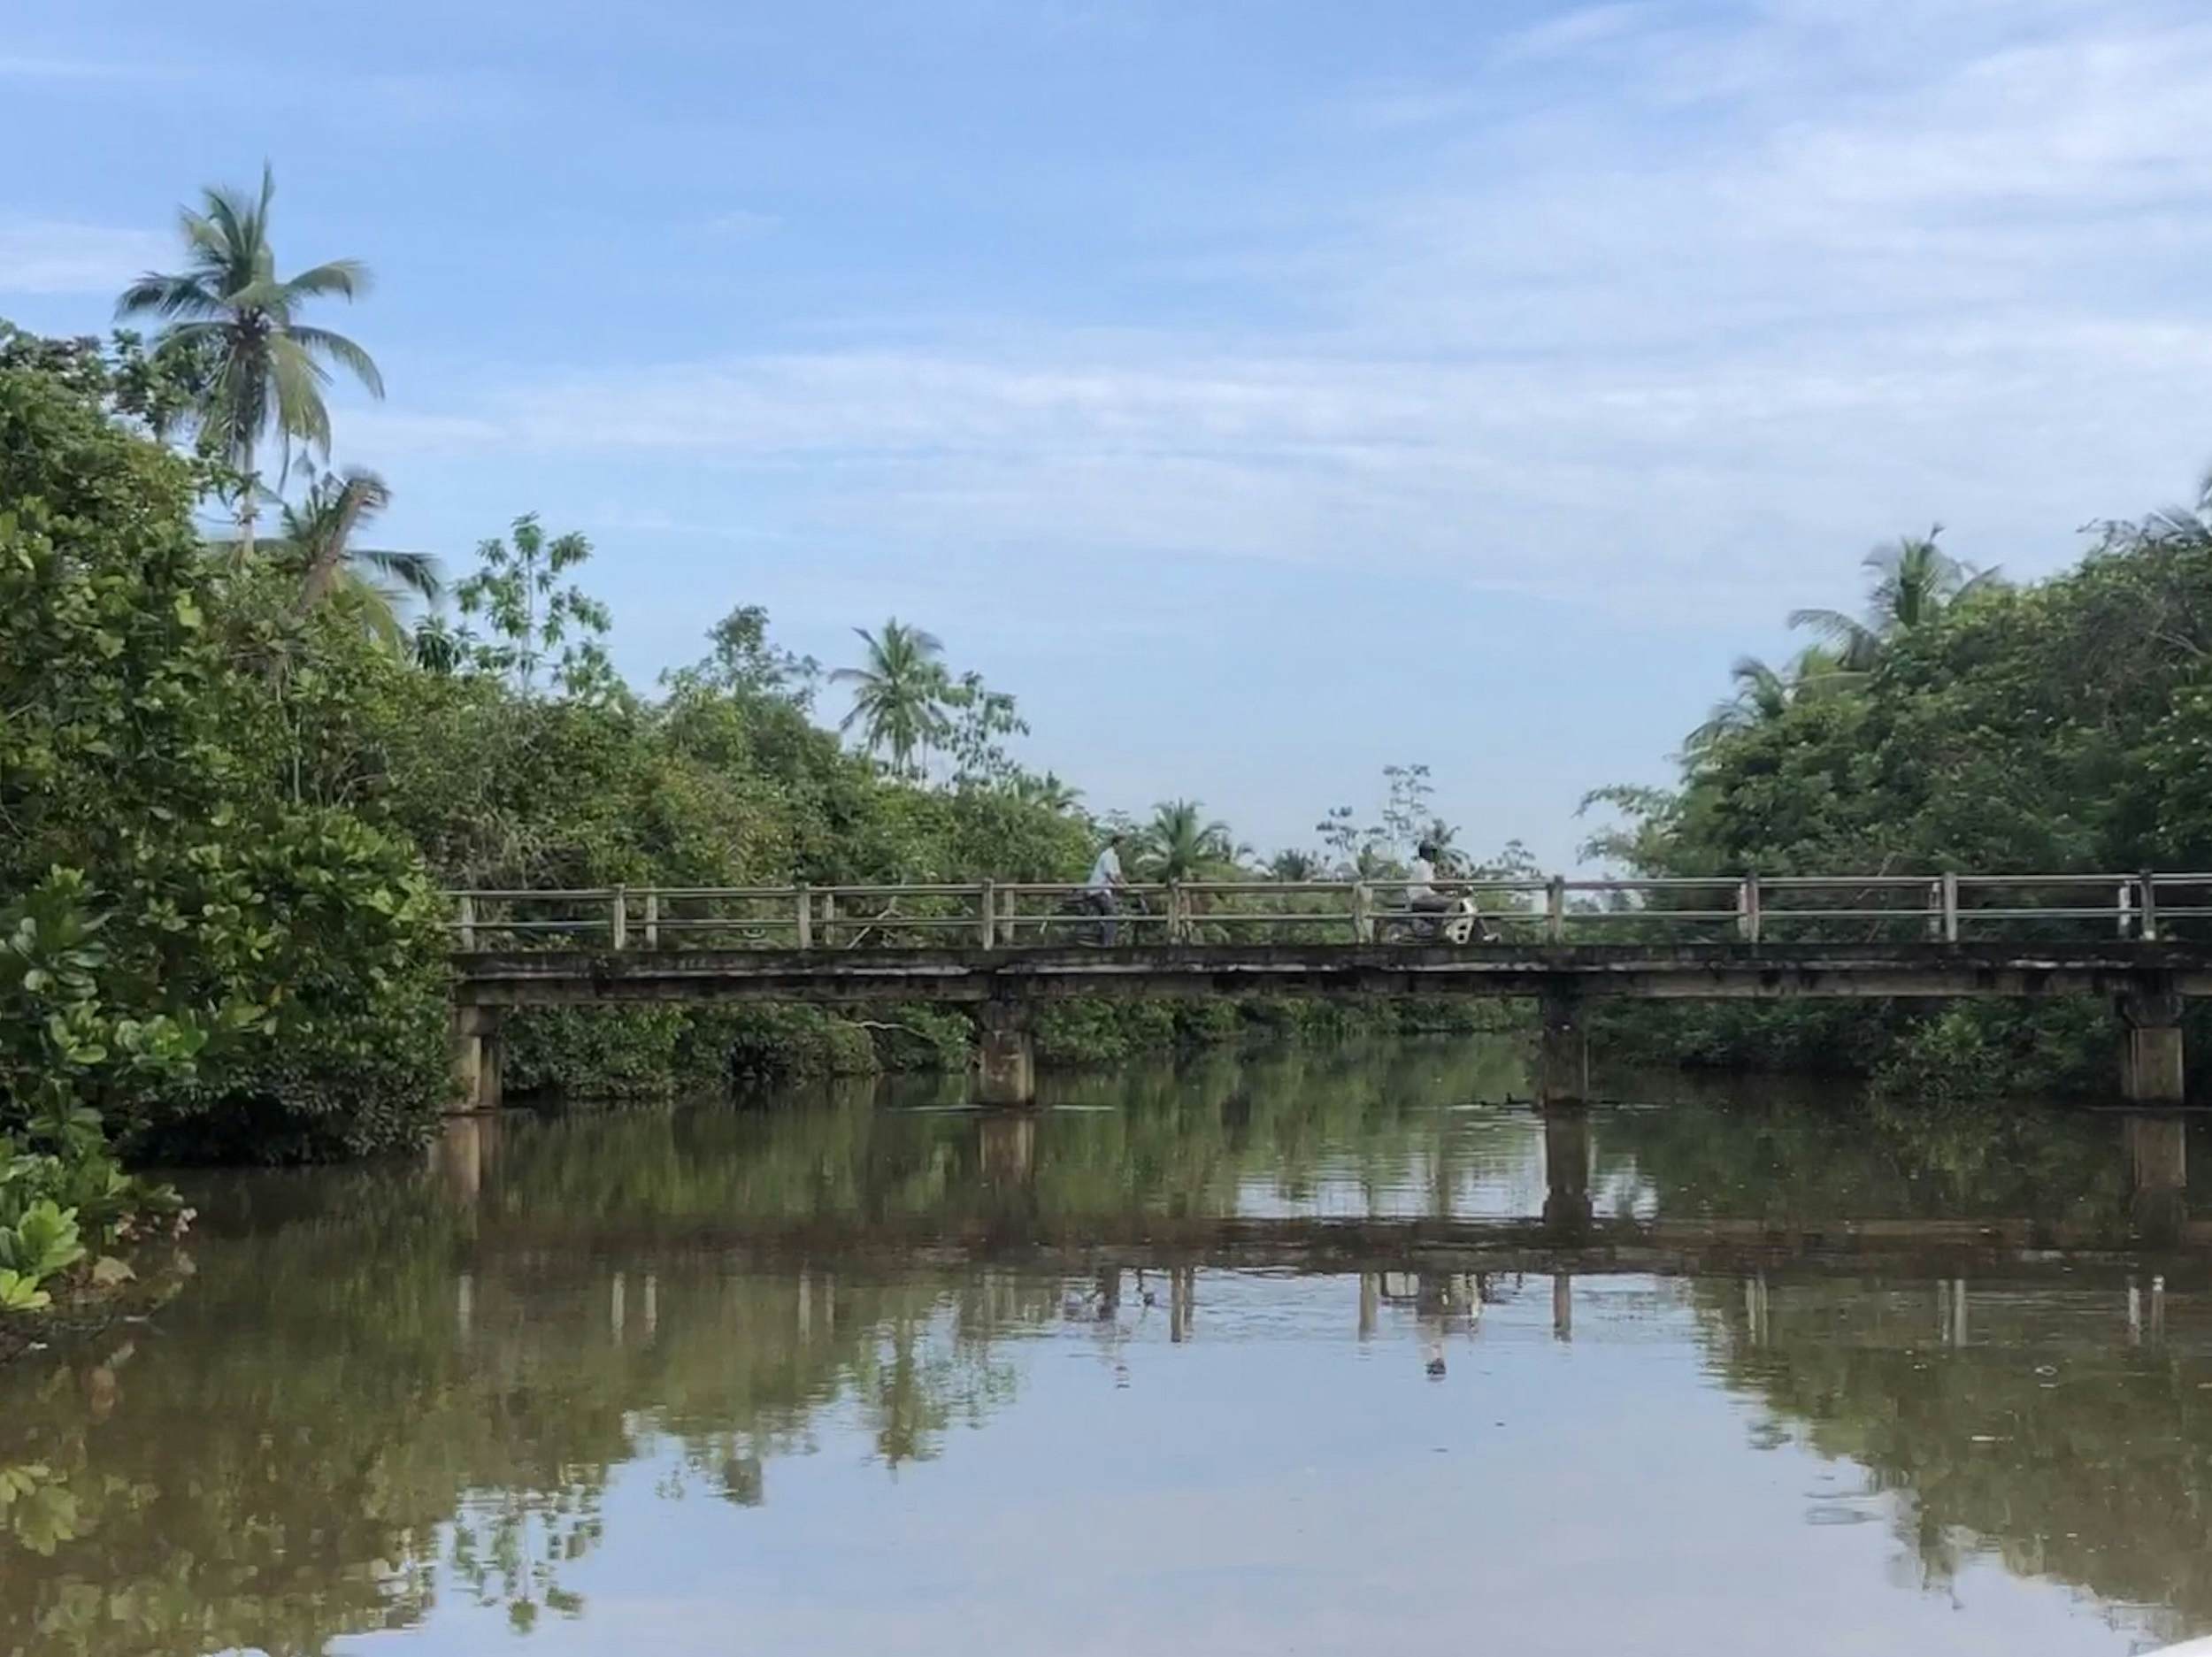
[3,1038,2208,1656]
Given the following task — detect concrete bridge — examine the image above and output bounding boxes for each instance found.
[447,871,2212,1108]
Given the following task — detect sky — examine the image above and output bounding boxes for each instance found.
[8,0,2212,867]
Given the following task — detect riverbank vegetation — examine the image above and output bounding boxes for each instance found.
[1586,507,2212,1100]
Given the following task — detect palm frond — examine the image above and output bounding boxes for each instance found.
[265,336,335,452]
[282,259,373,301]
[115,271,222,321]
[1787,607,1873,648]
[287,325,384,398]
[1953,565,2006,603]
[357,546,442,602]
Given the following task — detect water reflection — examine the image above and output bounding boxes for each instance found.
[2,1041,2208,1654]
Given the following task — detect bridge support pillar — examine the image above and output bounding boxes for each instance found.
[1542,1105,1594,1233]
[2119,987,2185,1105]
[450,1005,504,1115]
[975,1002,1036,1108]
[1537,987,1590,1108]
[2126,1113,2188,1247]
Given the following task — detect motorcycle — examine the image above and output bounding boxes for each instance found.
[1374,894,1495,947]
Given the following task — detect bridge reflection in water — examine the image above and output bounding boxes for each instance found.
[426,1088,2202,1346]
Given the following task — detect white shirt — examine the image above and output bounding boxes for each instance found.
[1087,846,1123,893]
[1407,856,1437,901]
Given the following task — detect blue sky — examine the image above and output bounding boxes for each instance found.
[8,0,2212,866]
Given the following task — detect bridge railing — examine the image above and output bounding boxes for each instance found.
[446,871,2212,952]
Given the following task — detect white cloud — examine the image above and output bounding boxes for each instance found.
[0,220,166,295]
[355,0,2212,629]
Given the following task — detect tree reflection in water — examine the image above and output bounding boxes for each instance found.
[2,1041,2208,1653]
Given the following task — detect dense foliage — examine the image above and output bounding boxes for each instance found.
[1590,504,2212,1097]
[0,326,449,1167]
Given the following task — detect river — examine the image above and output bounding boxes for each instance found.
[2,1038,2207,1655]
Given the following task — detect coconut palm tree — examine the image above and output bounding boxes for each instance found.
[1141,799,1239,883]
[274,469,441,640]
[832,619,949,777]
[1268,849,1323,883]
[116,165,383,556]
[1789,527,2002,671]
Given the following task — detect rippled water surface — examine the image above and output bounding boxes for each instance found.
[4,1040,2210,1655]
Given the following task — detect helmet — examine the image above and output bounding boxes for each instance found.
[1417,840,1440,862]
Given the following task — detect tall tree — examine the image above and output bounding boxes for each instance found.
[1790,528,2002,671]
[832,620,948,778]
[116,165,383,557]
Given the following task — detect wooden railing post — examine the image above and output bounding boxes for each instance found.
[1000,885,1018,946]
[795,884,813,949]
[1738,875,1762,944]
[1352,881,1371,944]
[1166,880,1187,944]
[643,891,659,950]
[1940,871,1960,943]
[457,893,476,953]
[611,886,628,951]
[2140,871,2160,943]
[820,891,836,948]
[1546,876,1566,944]
[979,880,997,948]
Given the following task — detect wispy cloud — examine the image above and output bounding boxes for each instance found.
[0,220,166,295]
[1493,2,1655,65]
[0,53,176,81]
[699,208,782,238]
[354,299,2212,625]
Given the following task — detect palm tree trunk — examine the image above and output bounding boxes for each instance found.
[298,555,341,610]
[236,435,257,562]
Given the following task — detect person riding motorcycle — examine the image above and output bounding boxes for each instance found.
[1406,840,1456,917]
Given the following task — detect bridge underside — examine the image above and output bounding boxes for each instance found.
[448,942,2212,1111]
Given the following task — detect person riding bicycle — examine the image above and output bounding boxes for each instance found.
[1084,832,1129,944]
